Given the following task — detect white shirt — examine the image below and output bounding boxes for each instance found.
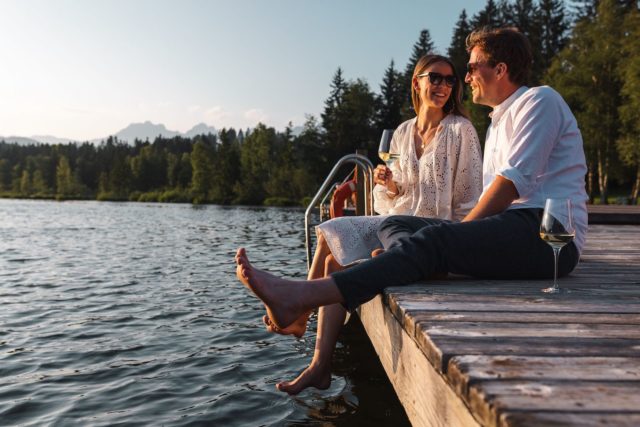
[374,115,483,221]
[482,86,589,253]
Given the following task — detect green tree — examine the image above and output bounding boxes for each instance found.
[190,138,215,203]
[210,128,240,204]
[547,0,625,203]
[401,29,436,119]
[618,7,640,203]
[537,0,570,77]
[56,156,74,199]
[375,60,405,135]
[448,9,471,81]
[20,169,32,196]
[234,124,274,204]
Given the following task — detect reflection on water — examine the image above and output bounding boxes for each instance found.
[0,199,409,426]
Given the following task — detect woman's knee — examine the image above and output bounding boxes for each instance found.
[324,253,341,274]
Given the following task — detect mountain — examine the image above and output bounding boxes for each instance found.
[2,123,218,145]
[184,123,217,138]
[110,121,180,143]
[31,135,79,145]
[0,136,42,145]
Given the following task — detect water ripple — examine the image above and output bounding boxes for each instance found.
[0,199,408,426]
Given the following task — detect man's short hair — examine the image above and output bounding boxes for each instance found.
[466,27,533,86]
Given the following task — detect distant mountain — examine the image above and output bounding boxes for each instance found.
[0,136,42,145]
[184,123,217,138]
[31,135,79,145]
[110,121,180,143]
[2,123,219,145]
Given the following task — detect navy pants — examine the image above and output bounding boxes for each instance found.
[331,208,580,311]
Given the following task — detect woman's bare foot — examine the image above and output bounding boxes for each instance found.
[371,248,385,257]
[235,248,306,330]
[263,313,311,338]
[276,362,331,395]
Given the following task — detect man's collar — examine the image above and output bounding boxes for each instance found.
[488,86,528,123]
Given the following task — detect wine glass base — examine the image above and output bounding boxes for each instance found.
[541,286,570,294]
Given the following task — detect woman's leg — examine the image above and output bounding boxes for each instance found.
[262,233,333,337]
[277,254,346,394]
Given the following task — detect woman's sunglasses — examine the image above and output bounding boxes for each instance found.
[416,72,457,88]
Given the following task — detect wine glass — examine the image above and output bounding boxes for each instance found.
[378,129,398,166]
[540,198,575,294]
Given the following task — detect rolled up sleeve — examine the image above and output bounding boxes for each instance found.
[498,89,562,199]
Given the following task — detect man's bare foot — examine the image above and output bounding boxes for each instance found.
[371,248,385,257]
[235,248,306,330]
[263,312,311,338]
[276,362,331,395]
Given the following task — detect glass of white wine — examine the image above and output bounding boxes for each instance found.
[378,129,399,166]
[540,198,575,294]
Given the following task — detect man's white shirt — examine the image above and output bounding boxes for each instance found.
[481,86,589,254]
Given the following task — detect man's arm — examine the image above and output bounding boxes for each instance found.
[462,175,519,222]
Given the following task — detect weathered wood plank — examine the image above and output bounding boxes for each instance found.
[470,381,640,427]
[422,322,640,339]
[414,335,640,373]
[501,412,640,427]
[357,295,481,427]
[409,311,640,325]
[449,356,640,383]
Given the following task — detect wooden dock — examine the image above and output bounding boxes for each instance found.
[357,223,640,427]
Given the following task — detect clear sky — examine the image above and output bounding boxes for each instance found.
[0,0,486,141]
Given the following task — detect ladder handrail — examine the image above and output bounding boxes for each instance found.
[304,154,375,271]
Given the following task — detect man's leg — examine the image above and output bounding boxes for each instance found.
[331,209,579,311]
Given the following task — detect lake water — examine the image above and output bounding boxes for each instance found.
[0,199,409,426]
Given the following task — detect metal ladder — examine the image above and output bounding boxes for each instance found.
[304,154,375,270]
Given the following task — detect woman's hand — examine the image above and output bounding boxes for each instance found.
[373,164,399,195]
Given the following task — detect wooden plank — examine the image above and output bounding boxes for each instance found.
[408,311,640,325]
[588,205,640,225]
[501,412,640,427]
[422,321,640,339]
[448,356,640,383]
[470,381,640,427]
[357,295,481,427]
[413,335,640,373]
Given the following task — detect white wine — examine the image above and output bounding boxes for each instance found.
[379,152,400,165]
[540,232,575,249]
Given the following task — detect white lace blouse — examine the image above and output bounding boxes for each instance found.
[317,114,482,266]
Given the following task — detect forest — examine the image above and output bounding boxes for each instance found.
[1,0,638,205]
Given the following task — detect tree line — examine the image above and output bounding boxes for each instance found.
[1,0,638,205]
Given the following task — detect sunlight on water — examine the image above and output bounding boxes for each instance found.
[0,199,408,426]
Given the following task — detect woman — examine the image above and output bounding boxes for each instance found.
[266,54,482,394]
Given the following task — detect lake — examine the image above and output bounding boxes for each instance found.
[0,199,409,426]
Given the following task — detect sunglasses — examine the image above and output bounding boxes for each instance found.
[466,61,492,75]
[416,72,457,88]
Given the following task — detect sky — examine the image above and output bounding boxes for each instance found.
[0,0,487,141]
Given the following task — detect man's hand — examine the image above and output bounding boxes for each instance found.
[463,175,519,222]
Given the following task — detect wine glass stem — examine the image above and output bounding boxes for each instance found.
[552,247,561,290]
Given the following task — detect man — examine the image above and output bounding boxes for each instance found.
[235,27,588,345]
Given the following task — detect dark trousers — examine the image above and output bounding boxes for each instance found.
[331,208,580,311]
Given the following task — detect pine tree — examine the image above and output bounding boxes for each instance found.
[375,60,404,135]
[617,7,640,203]
[448,9,471,81]
[501,0,542,83]
[400,29,436,120]
[546,0,626,203]
[537,0,570,79]
[470,0,503,29]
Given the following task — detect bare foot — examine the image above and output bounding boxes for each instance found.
[371,248,385,257]
[276,362,331,395]
[263,313,311,338]
[235,248,306,330]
